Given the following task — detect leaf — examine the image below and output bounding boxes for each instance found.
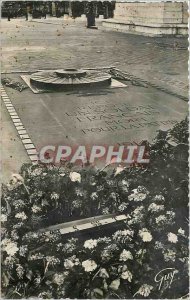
[109,279,120,291]
[2,272,10,287]
[44,270,55,278]
[115,166,125,176]
[93,288,104,297]
[26,270,33,280]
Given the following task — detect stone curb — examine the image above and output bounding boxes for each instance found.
[1,86,38,163]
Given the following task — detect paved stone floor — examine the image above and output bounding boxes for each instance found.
[2,18,188,98]
[1,18,188,181]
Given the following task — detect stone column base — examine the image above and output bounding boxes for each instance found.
[102,19,188,36]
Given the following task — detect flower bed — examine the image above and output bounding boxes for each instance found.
[1,118,189,299]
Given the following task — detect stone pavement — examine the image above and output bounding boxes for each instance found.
[1,18,188,98]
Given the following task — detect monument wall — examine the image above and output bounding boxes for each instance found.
[102,2,188,36]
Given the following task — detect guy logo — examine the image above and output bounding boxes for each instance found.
[154,268,178,291]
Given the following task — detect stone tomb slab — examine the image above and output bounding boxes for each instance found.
[3,73,188,158]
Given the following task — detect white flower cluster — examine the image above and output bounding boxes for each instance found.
[127,206,144,225]
[178,227,185,236]
[31,168,42,176]
[15,211,27,220]
[167,232,178,243]
[84,239,98,250]
[119,249,133,261]
[135,284,153,297]
[113,229,134,242]
[64,255,80,269]
[46,256,60,265]
[29,253,44,261]
[2,238,19,256]
[62,238,78,253]
[69,172,81,183]
[53,272,68,286]
[1,214,7,222]
[118,264,133,282]
[19,245,28,256]
[155,211,175,226]
[12,199,25,209]
[82,259,97,272]
[10,174,24,187]
[148,203,164,212]
[50,192,59,200]
[121,269,133,282]
[128,189,147,202]
[118,202,128,212]
[32,205,42,213]
[154,194,165,202]
[139,228,153,242]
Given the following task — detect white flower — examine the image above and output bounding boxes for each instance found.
[15,212,27,220]
[148,203,164,212]
[29,253,44,260]
[139,228,152,242]
[128,191,147,202]
[1,214,7,222]
[136,248,147,256]
[11,173,24,184]
[64,259,74,269]
[32,205,42,213]
[69,172,81,183]
[121,270,133,282]
[118,202,128,212]
[2,239,19,256]
[82,259,97,272]
[135,284,153,297]
[19,245,28,256]
[155,215,167,225]
[109,279,120,291]
[166,211,175,218]
[46,256,60,265]
[53,273,65,285]
[154,195,165,202]
[121,179,129,186]
[84,239,98,249]
[119,250,133,261]
[113,229,134,239]
[178,228,185,236]
[168,232,178,243]
[50,192,59,200]
[31,168,42,176]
